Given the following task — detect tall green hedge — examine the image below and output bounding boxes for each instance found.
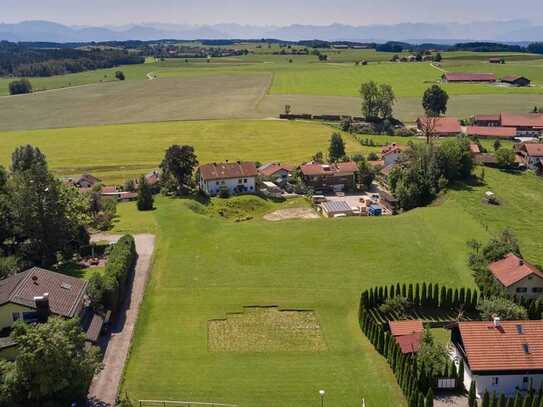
[102,235,137,312]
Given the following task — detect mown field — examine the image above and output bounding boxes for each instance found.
[115,166,543,407]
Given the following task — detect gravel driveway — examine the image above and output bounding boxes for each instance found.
[87,233,155,407]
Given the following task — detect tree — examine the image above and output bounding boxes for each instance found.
[0,318,101,406]
[137,176,154,211]
[482,390,490,407]
[360,81,395,121]
[312,151,324,163]
[496,148,515,169]
[468,381,477,407]
[437,137,474,181]
[8,79,32,95]
[115,71,125,80]
[9,146,88,266]
[493,139,502,151]
[159,145,198,195]
[477,297,528,321]
[434,53,442,62]
[328,133,346,162]
[358,159,377,190]
[425,388,433,407]
[422,85,449,117]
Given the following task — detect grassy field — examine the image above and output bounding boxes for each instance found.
[115,166,543,407]
[0,120,368,183]
[119,194,486,407]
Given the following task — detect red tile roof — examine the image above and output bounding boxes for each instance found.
[500,112,543,129]
[300,161,358,176]
[465,126,517,139]
[457,320,543,372]
[489,253,543,287]
[382,144,403,157]
[389,320,424,337]
[199,162,257,181]
[0,267,87,318]
[396,332,423,354]
[520,143,543,157]
[443,72,496,82]
[469,144,481,154]
[257,163,294,177]
[417,117,461,135]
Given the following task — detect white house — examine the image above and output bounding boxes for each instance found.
[198,162,257,196]
[488,253,543,300]
[517,143,543,171]
[451,320,543,397]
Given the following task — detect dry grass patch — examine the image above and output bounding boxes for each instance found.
[208,306,327,352]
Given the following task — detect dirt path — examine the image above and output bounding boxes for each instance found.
[87,233,156,407]
[430,62,447,73]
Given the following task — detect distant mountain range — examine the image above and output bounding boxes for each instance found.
[1,20,543,43]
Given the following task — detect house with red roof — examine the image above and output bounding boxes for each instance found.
[416,117,462,137]
[388,320,424,354]
[473,112,543,137]
[517,143,543,171]
[299,161,358,193]
[442,72,496,83]
[257,162,294,184]
[465,126,517,140]
[198,161,258,196]
[451,320,543,396]
[488,253,543,299]
[381,144,403,167]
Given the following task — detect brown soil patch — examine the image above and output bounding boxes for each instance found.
[263,207,319,221]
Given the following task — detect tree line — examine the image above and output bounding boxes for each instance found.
[0,41,144,77]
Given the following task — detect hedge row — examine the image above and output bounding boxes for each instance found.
[102,235,137,312]
[361,282,479,312]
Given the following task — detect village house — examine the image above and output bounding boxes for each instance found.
[257,162,293,185]
[416,116,462,137]
[382,144,403,167]
[501,76,531,87]
[299,161,358,193]
[198,161,257,196]
[0,267,104,358]
[474,113,543,137]
[442,72,497,83]
[465,126,517,140]
[388,320,424,354]
[517,143,543,171]
[488,253,543,299]
[451,319,543,397]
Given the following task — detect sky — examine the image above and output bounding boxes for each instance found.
[2,0,543,26]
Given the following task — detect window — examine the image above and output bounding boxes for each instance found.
[492,377,499,385]
[244,178,248,183]
[516,324,524,334]
[12,312,20,321]
[238,179,243,184]
[532,287,543,293]
[523,377,529,384]
[523,344,530,354]
[516,287,528,293]
[216,181,219,185]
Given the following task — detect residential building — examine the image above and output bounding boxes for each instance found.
[389,320,424,354]
[75,174,100,189]
[465,126,517,140]
[517,143,543,171]
[299,161,358,193]
[382,144,403,167]
[473,113,543,136]
[501,76,531,87]
[451,320,543,396]
[198,161,257,196]
[257,162,293,184]
[488,253,543,299]
[442,72,496,83]
[416,117,462,137]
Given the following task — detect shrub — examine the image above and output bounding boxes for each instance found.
[9,78,32,95]
[378,296,411,316]
[367,152,379,161]
[477,297,528,321]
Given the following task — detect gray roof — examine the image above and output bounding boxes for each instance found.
[321,201,352,213]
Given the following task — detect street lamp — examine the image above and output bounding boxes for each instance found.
[319,389,326,407]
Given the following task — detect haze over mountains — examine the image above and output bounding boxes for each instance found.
[1,20,543,43]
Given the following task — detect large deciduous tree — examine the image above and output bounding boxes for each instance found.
[159,145,198,195]
[0,318,101,407]
[360,81,395,121]
[422,85,449,117]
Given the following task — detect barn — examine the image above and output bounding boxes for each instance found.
[501,75,531,87]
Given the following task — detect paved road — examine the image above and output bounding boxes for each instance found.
[87,234,156,407]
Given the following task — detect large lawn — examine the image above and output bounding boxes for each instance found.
[0,120,366,184]
[119,195,486,407]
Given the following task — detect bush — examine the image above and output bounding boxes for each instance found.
[0,256,20,279]
[115,71,125,80]
[9,78,32,95]
[378,296,411,316]
[367,152,379,161]
[394,127,417,137]
[477,297,528,321]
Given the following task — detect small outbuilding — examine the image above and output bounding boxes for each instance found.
[367,205,382,216]
[501,75,531,87]
[319,201,353,218]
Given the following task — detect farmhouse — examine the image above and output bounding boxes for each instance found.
[451,320,543,397]
[442,72,497,83]
[198,161,257,196]
[516,143,543,171]
[465,126,517,140]
[417,117,462,137]
[501,76,531,87]
[388,320,424,354]
[257,162,293,184]
[299,161,358,193]
[488,253,543,299]
[474,113,543,136]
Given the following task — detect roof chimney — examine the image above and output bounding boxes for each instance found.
[519,259,524,266]
[32,275,38,285]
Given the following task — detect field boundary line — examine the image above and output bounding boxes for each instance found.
[138,400,238,407]
[429,63,447,74]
